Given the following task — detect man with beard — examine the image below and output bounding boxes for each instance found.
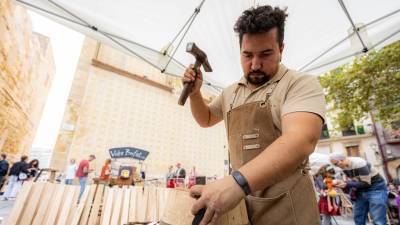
[182,5,326,225]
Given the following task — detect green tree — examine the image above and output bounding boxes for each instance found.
[319,41,400,128]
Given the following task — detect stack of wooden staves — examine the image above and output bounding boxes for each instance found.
[7,182,249,225]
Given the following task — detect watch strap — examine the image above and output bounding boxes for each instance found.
[231,170,251,195]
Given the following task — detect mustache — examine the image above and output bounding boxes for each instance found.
[248,70,267,76]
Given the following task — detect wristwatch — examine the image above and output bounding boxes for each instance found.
[231,170,251,195]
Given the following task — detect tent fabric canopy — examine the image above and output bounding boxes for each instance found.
[16,0,400,89]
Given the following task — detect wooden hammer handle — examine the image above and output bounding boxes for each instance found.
[178,61,201,106]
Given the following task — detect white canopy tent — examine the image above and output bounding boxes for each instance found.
[16,0,400,90]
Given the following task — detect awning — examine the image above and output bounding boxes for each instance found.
[16,0,400,89]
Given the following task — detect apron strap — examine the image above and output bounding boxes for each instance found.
[299,159,310,175]
[263,69,289,102]
[229,85,241,111]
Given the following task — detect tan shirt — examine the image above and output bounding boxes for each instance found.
[209,64,326,133]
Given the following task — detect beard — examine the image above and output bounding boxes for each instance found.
[245,70,270,85]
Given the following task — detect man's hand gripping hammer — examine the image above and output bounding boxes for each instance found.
[178,42,212,106]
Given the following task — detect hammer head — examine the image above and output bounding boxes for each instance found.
[186,42,212,72]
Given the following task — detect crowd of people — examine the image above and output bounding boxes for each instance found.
[165,163,205,188]
[0,153,98,203]
[0,154,40,201]
[314,152,393,225]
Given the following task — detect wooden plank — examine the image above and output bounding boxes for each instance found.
[92,59,173,92]
[56,185,77,225]
[146,186,157,222]
[216,214,229,225]
[7,181,34,225]
[44,184,66,225]
[70,185,91,225]
[93,186,105,225]
[110,187,123,225]
[160,189,195,225]
[66,186,80,225]
[120,186,130,225]
[157,188,170,221]
[87,185,105,225]
[227,201,242,225]
[238,200,249,225]
[216,200,248,225]
[32,183,57,225]
[19,182,45,225]
[99,185,109,225]
[136,187,148,222]
[100,186,114,225]
[128,187,137,223]
[79,184,97,225]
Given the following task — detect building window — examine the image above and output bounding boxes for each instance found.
[346,145,360,157]
[320,124,330,139]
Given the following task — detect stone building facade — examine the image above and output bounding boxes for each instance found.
[0,0,55,161]
[51,38,228,178]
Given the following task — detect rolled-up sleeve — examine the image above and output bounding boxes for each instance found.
[208,93,223,119]
[281,75,326,123]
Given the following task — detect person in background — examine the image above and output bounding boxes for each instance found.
[387,183,400,223]
[76,154,96,202]
[166,165,174,180]
[3,155,29,200]
[27,159,40,179]
[65,158,77,185]
[0,154,9,190]
[396,186,400,223]
[99,158,112,182]
[166,165,175,188]
[315,164,341,225]
[330,152,387,225]
[174,163,186,179]
[188,166,197,188]
[174,163,186,188]
[139,162,146,180]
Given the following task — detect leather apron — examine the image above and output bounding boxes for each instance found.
[227,73,321,225]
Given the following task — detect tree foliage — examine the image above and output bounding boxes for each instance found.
[319,41,400,128]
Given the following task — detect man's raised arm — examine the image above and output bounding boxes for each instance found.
[183,65,222,127]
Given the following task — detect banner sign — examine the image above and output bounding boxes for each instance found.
[109,147,149,160]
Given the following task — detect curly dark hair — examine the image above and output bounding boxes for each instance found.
[29,159,39,168]
[234,5,288,47]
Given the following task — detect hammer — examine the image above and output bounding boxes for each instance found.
[178,42,212,106]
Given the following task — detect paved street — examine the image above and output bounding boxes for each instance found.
[0,200,14,225]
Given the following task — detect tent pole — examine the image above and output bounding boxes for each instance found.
[299,35,350,72]
[362,8,400,29]
[303,27,400,73]
[338,0,369,52]
[161,0,207,73]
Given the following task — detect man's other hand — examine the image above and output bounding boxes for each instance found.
[190,176,245,225]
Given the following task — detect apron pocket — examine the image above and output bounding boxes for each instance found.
[246,192,297,225]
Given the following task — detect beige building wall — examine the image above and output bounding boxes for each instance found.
[52,38,228,178]
[0,0,55,162]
